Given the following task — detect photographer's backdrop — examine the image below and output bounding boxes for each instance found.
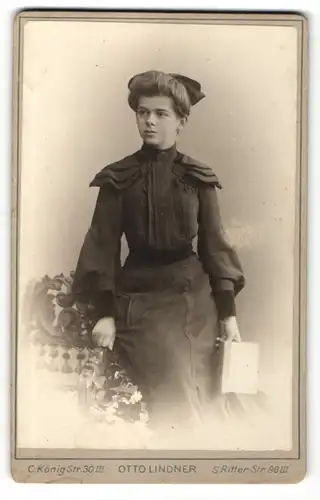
[18,20,299,449]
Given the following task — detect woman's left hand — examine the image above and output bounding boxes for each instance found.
[220,316,242,343]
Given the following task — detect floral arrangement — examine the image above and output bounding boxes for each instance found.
[21,272,149,426]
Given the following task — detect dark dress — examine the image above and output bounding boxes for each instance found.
[73,143,245,430]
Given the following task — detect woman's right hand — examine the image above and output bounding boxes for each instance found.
[92,316,116,350]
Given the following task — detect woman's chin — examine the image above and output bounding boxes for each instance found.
[143,135,160,145]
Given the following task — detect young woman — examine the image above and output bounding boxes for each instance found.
[72,70,245,432]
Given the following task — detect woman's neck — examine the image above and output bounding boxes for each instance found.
[140,142,177,161]
[142,141,176,152]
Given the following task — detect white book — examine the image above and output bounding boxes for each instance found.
[220,341,260,395]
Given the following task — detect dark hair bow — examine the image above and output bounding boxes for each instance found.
[128,71,205,106]
[169,73,206,105]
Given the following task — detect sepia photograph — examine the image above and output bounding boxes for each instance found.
[11,10,307,483]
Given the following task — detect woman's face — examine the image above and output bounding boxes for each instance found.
[136,95,186,150]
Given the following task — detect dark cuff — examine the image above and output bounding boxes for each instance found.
[92,290,116,320]
[213,290,236,320]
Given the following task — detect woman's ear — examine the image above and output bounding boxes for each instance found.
[177,116,187,133]
[181,116,187,127]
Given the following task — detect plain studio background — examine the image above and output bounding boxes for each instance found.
[17,20,298,450]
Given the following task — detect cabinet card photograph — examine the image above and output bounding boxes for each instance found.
[11,10,308,484]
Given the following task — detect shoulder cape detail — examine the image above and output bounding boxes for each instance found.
[89,152,142,190]
[89,150,222,190]
[174,153,222,189]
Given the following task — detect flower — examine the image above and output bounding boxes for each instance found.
[130,390,142,404]
[105,405,117,415]
[139,410,149,423]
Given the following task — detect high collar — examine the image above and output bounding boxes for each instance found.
[139,142,178,162]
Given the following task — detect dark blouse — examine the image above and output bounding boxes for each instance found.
[72,143,245,321]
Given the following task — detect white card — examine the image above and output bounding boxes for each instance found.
[221,341,260,395]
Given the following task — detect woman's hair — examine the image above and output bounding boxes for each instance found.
[128,70,192,118]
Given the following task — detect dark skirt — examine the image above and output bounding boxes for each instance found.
[113,254,221,430]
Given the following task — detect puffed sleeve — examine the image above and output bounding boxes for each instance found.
[197,184,245,319]
[72,184,123,319]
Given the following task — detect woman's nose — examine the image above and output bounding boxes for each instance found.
[146,113,156,125]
